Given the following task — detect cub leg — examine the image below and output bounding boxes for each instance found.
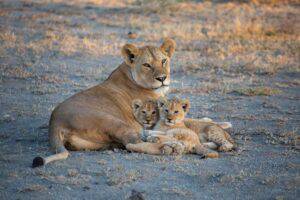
[202,142,218,150]
[204,125,234,152]
[193,144,219,158]
[184,118,232,130]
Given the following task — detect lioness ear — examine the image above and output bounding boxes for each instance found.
[181,99,190,113]
[132,99,142,111]
[122,44,140,65]
[157,97,167,108]
[160,38,176,58]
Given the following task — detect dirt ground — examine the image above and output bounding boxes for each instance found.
[0,0,299,199]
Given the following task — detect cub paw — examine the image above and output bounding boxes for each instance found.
[218,143,234,152]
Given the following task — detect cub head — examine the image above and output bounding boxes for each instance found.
[157,97,190,126]
[121,38,176,95]
[132,99,159,129]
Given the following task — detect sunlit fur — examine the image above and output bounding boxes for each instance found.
[32,38,176,167]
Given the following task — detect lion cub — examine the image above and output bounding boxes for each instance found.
[148,97,219,157]
[132,99,159,130]
[130,98,235,156]
[132,97,218,157]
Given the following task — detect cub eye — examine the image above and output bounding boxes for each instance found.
[143,63,152,68]
[142,110,146,114]
[162,59,167,65]
[174,110,179,114]
[152,111,156,114]
[165,109,169,113]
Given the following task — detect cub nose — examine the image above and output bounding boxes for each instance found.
[155,75,166,83]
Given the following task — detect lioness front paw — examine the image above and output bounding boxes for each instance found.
[161,141,184,155]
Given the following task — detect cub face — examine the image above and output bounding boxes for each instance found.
[121,38,176,92]
[158,97,190,126]
[132,99,159,129]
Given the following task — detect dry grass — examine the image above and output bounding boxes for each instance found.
[162,186,193,197]
[0,0,299,74]
[230,87,282,96]
[18,184,47,193]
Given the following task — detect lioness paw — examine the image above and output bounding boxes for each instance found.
[161,142,184,155]
[146,135,160,143]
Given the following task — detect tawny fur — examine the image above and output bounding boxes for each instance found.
[32,38,232,167]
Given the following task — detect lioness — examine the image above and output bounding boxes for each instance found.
[32,38,230,167]
[127,98,219,158]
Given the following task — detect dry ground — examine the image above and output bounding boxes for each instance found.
[0,0,299,199]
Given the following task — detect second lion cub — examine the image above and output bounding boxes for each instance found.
[153,97,236,152]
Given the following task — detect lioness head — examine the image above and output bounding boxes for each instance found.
[157,97,190,126]
[121,38,175,94]
[132,99,159,129]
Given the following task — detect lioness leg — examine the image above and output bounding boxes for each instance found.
[126,142,164,155]
[100,116,142,145]
[146,134,176,143]
[126,141,185,155]
[204,125,234,152]
[66,135,109,151]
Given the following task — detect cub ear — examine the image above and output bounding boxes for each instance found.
[157,97,167,108]
[132,99,142,111]
[121,44,140,65]
[181,99,190,113]
[160,38,176,58]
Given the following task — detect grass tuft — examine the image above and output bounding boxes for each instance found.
[230,87,282,96]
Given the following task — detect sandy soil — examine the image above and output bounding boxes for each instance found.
[0,0,299,199]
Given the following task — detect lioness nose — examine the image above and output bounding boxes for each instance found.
[155,75,166,83]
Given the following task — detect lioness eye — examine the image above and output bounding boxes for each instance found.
[165,109,168,113]
[162,59,167,65]
[152,111,156,114]
[142,111,146,114]
[143,63,152,68]
[174,110,179,114]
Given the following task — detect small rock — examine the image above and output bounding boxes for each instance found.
[128,32,138,39]
[127,189,145,200]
